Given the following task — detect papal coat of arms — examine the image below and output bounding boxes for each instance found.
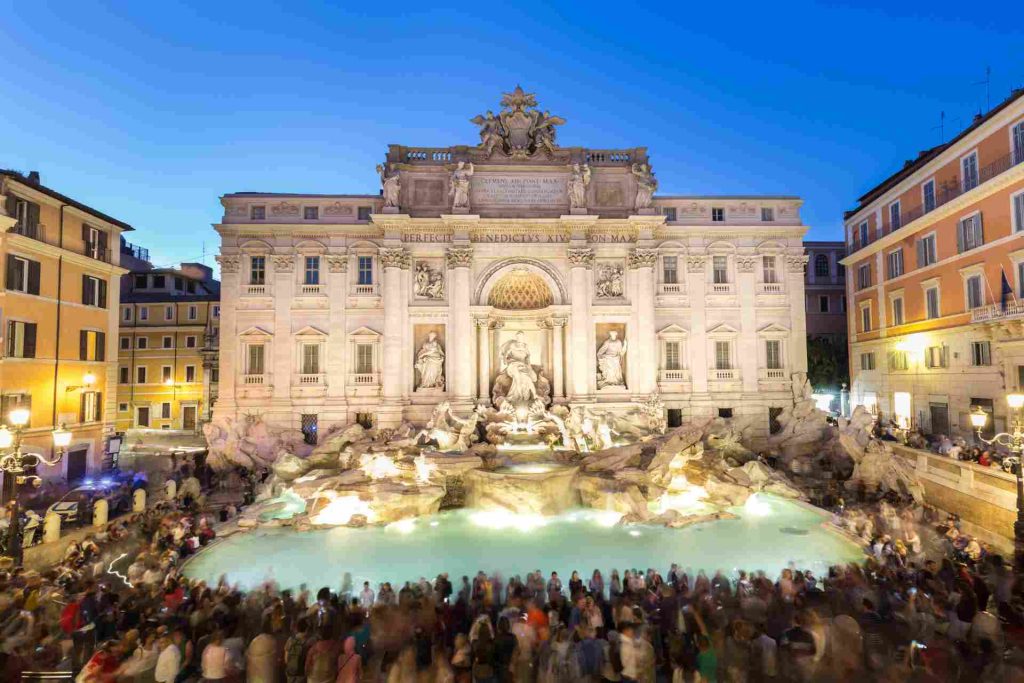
[470,86,566,159]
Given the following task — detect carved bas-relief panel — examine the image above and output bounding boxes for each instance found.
[413,260,446,301]
[594,261,626,300]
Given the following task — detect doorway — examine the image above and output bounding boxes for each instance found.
[66,447,88,485]
[929,403,950,436]
[182,405,197,431]
[136,406,150,428]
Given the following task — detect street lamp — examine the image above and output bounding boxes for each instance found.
[971,394,1024,571]
[0,410,71,565]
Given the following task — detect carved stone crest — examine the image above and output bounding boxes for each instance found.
[786,255,809,272]
[736,256,757,273]
[687,255,707,272]
[270,201,300,218]
[470,86,566,159]
[323,202,353,217]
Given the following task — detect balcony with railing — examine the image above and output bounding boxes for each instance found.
[972,300,1024,323]
[658,282,685,295]
[242,374,267,385]
[350,372,380,385]
[758,368,788,382]
[84,242,110,263]
[299,283,324,296]
[243,283,268,296]
[758,282,784,295]
[352,283,379,296]
[658,368,691,383]
[709,283,734,295]
[709,367,739,381]
[296,373,324,385]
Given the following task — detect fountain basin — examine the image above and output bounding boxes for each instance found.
[465,463,579,515]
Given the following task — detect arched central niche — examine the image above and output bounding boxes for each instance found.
[487,268,553,310]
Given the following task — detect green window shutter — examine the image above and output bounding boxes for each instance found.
[23,323,37,358]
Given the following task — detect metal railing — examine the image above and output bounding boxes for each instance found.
[8,221,40,240]
[121,240,150,262]
[972,300,1024,323]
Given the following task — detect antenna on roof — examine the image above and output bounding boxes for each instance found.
[932,111,946,143]
[973,65,991,113]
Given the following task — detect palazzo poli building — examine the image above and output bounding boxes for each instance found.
[213,89,810,440]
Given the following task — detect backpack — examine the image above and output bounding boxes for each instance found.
[284,635,306,676]
[60,601,82,634]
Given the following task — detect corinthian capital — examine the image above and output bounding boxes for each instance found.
[627,248,658,269]
[567,247,594,269]
[272,255,295,272]
[215,255,240,274]
[445,246,474,269]
[380,248,411,269]
[686,255,706,272]
[736,256,757,273]
[786,255,809,273]
[325,255,348,273]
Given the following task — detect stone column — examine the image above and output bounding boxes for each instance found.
[326,255,348,402]
[271,255,295,410]
[476,317,491,403]
[447,246,475,408]
[380,248,409,412]
[567,247,594,400]
[787,255,810,374]
[628,248,658,395]
[687,256,709,394]
[549,317,566,401]
[213,255,240,413]
[737,255,759,393]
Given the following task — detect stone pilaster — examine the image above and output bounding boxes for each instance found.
[214,255,239,411]
[787,255,809,374]
[548,317,567,400]
[628,248,658,395]
[271,255,295,404]
[380,248,409,416]
[475,318,491,404]
[326,254,348,402]
[687,255,709,394]
[567,247,594,400]
[736,255,759,393]
[447,247,474,408]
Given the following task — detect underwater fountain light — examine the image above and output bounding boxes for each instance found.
[387,518,417,534]
[743,493,771,517]
[656,473,709,515]
[311,492,376,525]
[469,509,549,532]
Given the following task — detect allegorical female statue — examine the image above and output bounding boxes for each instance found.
[498,331,539,407]
[567,163,591,209]
[449,161,474,210]
[414,331,445,390]
[596,330,627,389]
[376,164,401,208]
[631,162,658,211]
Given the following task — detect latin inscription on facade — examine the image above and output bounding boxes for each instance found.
[471,174,567,207]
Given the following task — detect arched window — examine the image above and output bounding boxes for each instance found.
[814,253,830,277]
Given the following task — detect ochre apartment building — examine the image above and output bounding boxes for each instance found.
[0,170,131,484]
[844,89,1024,436]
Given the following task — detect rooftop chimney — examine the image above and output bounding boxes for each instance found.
[26,171,40,184]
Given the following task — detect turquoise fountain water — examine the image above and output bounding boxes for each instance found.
[185,494,862,591]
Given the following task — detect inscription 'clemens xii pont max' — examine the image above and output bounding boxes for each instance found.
[471,175,567,206]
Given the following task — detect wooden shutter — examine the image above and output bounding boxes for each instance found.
[975,214,984,246]
[98,230,108,259]
[96,331,105,361]
[27,259,40,295]
[94,392,102,422]
[81,223,90,246]
[4,254,16,289]
[78,394,86,424]
[80,330,89,360]
[26,202,40,232]
[82,274,91,305]
[956,220,965,253]
[23,323,36,358]
[916,240,925,267]
[98,279,107,308]
[3,194,15,218]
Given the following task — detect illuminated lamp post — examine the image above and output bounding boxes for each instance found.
[970,393,1024,571]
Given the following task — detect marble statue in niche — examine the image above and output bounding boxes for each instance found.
[449,161,474,210]
[414,262,445,299]
[414,332,445,390]
[596,330,627,389]
[567,163,592,209]
[376,164,401,208]
[631,162,658,211]
[595,263,624,298]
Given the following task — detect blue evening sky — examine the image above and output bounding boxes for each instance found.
[1,1,1021,269]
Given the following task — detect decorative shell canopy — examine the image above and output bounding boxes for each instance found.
[488,269,553,310]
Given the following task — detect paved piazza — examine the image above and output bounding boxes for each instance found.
[213,88,810,438]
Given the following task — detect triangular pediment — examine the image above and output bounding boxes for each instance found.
[657,324,688,337]
[349,326,381,338]
[757,323,790,335]
[238,326,273,338]
[706,322,739,336]
[294,325,328,337]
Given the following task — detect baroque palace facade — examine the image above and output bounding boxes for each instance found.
[213,89,810,439]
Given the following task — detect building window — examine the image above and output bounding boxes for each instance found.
[79,391,101,423]
[161,366,172,383]
[81,275,107,308]
[304,256,320,285]
[858,221,869,246]
[664,341,681,371]
[123,306,132,322]
[857,264,871,290]
[762,256,779,284]
[962,152,979,191]
[163,336,173,349]
[211,368,219,383]
[765,340,783,370]
[246,344,265,375]
[860,352,876,371]
[814,254,829,277]
[356,343,374,374]
[712,256,728,284]
[0,394,32,427]
[119,367,129,384]
[11,198,40,238]
[889,201,901,231]
[357,256,374,285]
[212,304,220,318]
[889,350,908,371]
[818,295,829,313]
[892,297,904,326]
[840,295,847,312]
[965,274,984,309]
[137,336,148,349]
[251,205,266,220]
[185,366,196,383]
[120,336,130,350]
[79,330,105,361]
[301,414,319,445]
[662,256,678,284]
[137,366,148,384]
[923,179,936,213]
[717,408,733,419]
[5,255,41,295]
[714,341,731,370]
[5,320,37,358]
[164,305,174,321]
[667,408,682,428]
[139,306,149,321]
[304,206,319,220]
[300,343,321,374]
[761,207,774,222]
[957,214,983,253]
[860,305,871,332]
[971,341,992,366]
[250,256,266,285]
[887,249,903,279]
[916,234,937,267]
[925,286,940,319]
[925,345,948,369]
[187,305,197,321]
[711,207,724,222]
[118,402,128,412]
[357,206,372,221]
[137,406,150,428]
[152,275,166,288]
[1019,261,1024,299]
[185,336,197,348]
[662,207,677,221]
[1014,121,1024,164]
[174,276,184,291]
[158,402,170,419]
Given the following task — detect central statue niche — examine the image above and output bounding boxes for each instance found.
[491,330,552,423]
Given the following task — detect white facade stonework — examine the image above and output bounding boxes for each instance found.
[213,91,811,439]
